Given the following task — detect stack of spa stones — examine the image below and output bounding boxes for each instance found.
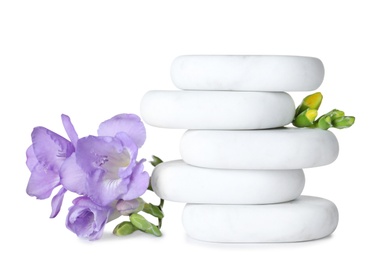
[140,55,339,243]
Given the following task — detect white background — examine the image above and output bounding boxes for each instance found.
[0,0,372,259]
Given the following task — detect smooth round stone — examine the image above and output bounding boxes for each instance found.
[151,160,305,204]
[171,55,324,91]
[183,196,339,243]
[141,90,295,129]
[180,128,339,169]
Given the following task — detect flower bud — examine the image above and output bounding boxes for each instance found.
[113,221,137,236]
[293,108,318,127]
[116,198,145,216]
[143,203,164,219]
[332,116,355,129]
[325,109,345,121]
[295,92,323,116]
[314,115,332,130]
[130,213,162,237]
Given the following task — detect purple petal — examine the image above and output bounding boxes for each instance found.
[61,114,79,148]
[97,114,146,148]
[60,153,87,195]
[120,159,149,201]
[26,162,60,199]
[118,160,136,179]
[50,187,67,218]
[76,136,127,174]
[87,170,129,206]
[68,207,94,238]
[26,145,38,171]
[116,132,138,178]
[75,134,141,206]
[71,196,107,210]
[115,132,138,156]
[66,196,111,240]
[31,127,74,172]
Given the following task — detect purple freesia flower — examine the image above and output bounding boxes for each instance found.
[60,113,149,207]
[26,113,149,224]
[26,123,74,217]
[66,196,113,241]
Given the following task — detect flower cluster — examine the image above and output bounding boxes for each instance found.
[292,92,355,129]
[26,114,163,240]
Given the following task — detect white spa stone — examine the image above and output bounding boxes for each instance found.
[151,160,304,204]
[180,128,339,169]
[183,196,339,243]
[141,91,295,129]
[171,55,324,91]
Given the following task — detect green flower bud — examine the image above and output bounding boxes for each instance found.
[143,203,164,219]
[130,213,162,237]
[113,221,137,236]
[116,198,145,216]
[295,92,323,116]
[313,115,332,130]
[332,116,355,129]
[293,108,318,127]
[325,109,345,121]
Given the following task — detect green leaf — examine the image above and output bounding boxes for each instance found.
[129,213,162,237]
[113,221,137,236]
[150,155,163,167]
[143,203,164,219]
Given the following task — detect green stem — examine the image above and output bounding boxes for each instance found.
[158,217,163,229]
[157,199,164,228]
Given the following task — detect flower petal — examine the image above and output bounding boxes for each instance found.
[61,114,79,148]
[26,162,60,199]
[67,206,95,239]
[26,145,38,171]
[66,196,111,240]
[97,114,146,148]
[76,136,126,174]
[115,132,138,178]
[31,127,74,172]
[87,170,129,206]
[50,187,67,218]
[60,153,87,195]
[76,134,141,206]
[120,159,149,201]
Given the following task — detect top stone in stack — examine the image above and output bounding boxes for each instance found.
[141,55,325,130]
[171,55,324,92]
